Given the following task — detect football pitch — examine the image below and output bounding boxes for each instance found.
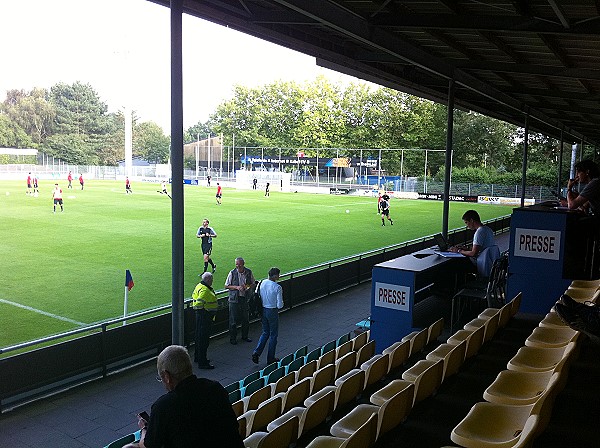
[0,179,510,348]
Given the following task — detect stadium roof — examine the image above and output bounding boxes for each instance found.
[151,0,600,148]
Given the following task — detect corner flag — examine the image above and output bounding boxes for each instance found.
[123,270,134,326]
[125,270,134,291]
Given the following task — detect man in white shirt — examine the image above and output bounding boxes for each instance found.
[252,267,283,365]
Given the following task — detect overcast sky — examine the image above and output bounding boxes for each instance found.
[1,0,361,133]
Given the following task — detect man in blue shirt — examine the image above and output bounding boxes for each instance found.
[252,267,284,365]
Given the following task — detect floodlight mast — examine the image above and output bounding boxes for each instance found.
[124,107,133,177]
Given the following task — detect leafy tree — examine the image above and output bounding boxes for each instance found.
[47,82,111,163]
[44,133,97,165]
[134,121,170,163]
[0,114,33,148]
[2,88,55,145]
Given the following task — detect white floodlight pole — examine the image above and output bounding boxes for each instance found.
[207,133,211,176]
[316,148,320,187]
[424,149,428,193]
[378,148,382,189]
[195,133,199,178]
[124,107,133,177]
[219,133,223,176]
[231,134,235,175]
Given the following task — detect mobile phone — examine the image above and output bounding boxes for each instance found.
[138,411,150,422]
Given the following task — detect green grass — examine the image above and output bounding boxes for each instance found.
[0,179,510,347]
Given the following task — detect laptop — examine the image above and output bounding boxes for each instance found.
[433,233,449,251]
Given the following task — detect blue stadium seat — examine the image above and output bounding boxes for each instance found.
[336,332,351,346]
[286,357,305,375]
[266,366,286,385]
[305,347,321,364]
[241,377,265,398]
[225,381,240,394]
[321,340,337,355]
[104,433,136,448]
[278,353,295,369]
[294,345,308,360]
[242,371,261,387]
[229,388,242,404]
[260,361,279,378]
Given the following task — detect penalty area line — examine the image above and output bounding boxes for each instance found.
[0,299,87,326]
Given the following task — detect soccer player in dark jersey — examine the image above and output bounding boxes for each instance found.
[197,219,217,273]
[380,196,393,226]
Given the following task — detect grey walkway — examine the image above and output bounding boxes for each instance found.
[0,282,372,448]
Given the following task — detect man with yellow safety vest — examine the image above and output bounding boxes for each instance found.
[192,272,218,369]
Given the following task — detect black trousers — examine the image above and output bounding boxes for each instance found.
[195,309,214,364]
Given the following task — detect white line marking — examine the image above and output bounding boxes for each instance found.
[0,299,87,326]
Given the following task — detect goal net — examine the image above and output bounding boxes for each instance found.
[236,170,292,192]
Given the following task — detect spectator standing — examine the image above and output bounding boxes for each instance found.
[125,177,132,194]
[192,272,218,369]
[123,345,243,448]
[252,267,284,365]
[252,177,257,190]
[207,175,211,187]
[265,182,270,197]
[33,175,39,195]
[197,218,217,273]
[225,257,254,345]
[67,171,73,189]
[79,174,84,190]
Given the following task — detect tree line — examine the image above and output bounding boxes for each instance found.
[0,82,170,166]
[0,77,583,185]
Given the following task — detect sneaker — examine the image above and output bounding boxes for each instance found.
[382,223,385,226]
[267,358,280,365]
[390,220,394,225]
[555,302,600,340]
[241,337,252,343]
[212,264,217,273]
[559,294,598,311]
[252,353,259,364]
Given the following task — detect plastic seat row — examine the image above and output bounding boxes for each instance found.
[243,357,375,445]
[235,332,372,434]
[450,288,579,448]
[303,317,483,448]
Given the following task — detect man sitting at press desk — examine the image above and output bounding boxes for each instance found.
[449,209,497,276]
[561,159,600,216]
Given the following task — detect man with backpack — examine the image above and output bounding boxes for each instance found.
[252,267,283,365]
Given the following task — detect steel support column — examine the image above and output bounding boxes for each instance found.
[170,0,184,345]
[520,113,529,207]
[442,78,454,238]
